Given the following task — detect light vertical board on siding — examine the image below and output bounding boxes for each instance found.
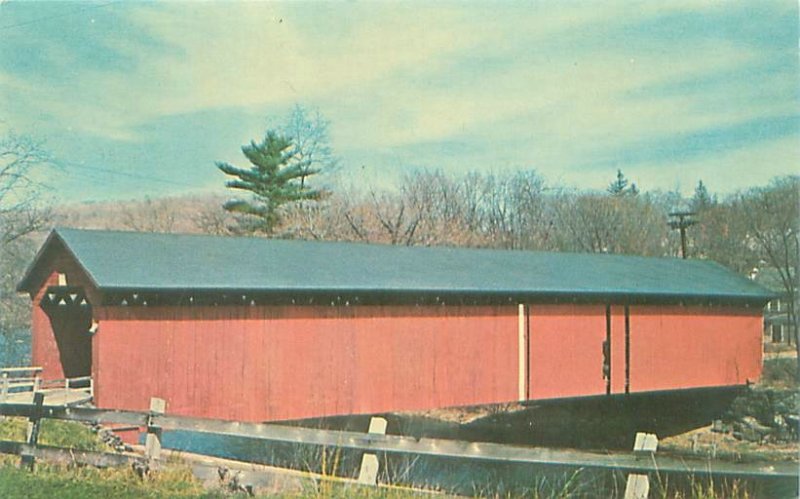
[518,304,526,401]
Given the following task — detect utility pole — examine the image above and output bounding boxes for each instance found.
[668,211,697,259]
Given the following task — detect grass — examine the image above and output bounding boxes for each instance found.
[651,473,755,499]
[0,460,211,499]
[0,458,442,498]
[0,416,105,451]
[0,417,208,498]
[0,453,775,498]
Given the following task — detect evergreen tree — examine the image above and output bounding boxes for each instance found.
[216,131,325,234]
[607,169,637,196]
[691,180,715,211]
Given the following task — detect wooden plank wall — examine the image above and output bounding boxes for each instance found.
[89,302,764,422]
[528,304,608,399]
[31,273,63,380]
[92,305,519,422]
[526,304,763,402]
[629,306,763,393]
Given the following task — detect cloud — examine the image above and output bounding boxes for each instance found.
[0,1,795,200]
[2,2,716,139]
[592,115,799,168]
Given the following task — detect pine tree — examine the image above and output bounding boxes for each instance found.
[216,131,325,234]
[691,180,715,211]
[607,169,637,196]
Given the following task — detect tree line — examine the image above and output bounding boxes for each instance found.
[212,161,796,286]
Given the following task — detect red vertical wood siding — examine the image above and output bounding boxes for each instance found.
[93,305,519,422]
[31,272,63,380]
[528,305,608,400]
[628,306,762,392]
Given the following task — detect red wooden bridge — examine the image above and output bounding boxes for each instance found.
[17,228,771,425]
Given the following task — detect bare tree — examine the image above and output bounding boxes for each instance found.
[279,193,359,241]
[367,190,423,246]
[329,173,461,247]
[398,170,486,247]
[325,169,553,250]
[482,171,552,250]
[737,177,799,367]
[277,104,339,189]
[690,202,755,273]
[0,132,54,354]
[193,205,237,236]
[551,189,666,256]
[120,196,177,233]
[0,132,53,245]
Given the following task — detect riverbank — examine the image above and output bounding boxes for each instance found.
[660,355,799,465]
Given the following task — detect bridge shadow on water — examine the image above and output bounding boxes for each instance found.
[160,386,798,497]
[291,386,746,450]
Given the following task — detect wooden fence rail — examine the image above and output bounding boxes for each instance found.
[0,401,796,480]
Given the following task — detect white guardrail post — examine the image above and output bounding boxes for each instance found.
[624,432,659,499]
[145,397,167,462]
[1,372,8,403]
[357,416,388,485]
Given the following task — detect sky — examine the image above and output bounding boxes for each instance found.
[0,1,797,203]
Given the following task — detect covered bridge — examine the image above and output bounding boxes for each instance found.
[17,228,770,423]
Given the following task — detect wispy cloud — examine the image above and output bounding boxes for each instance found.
[0,1,795,200]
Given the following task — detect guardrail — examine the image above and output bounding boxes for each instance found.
[0,367,43,374]
[40,376,93,392]
[0,399,796,481]
[0,367,42,402]
[0,367,92,404]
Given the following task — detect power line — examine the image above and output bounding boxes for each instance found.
[0,1,118,32]
[58,160,200,189]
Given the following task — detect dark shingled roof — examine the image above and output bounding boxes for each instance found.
[18,227,773,305]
